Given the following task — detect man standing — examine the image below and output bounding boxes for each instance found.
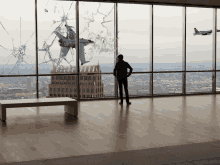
[113,54,133,105]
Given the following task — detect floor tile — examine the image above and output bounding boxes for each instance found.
[1,95,220,164]
[0,153,7,164]
[165,142,220,161]
[43,148,186,165]
[0,160,45,165]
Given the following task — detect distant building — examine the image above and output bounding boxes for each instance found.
[48,65,104,98]
[27,77,31,91]
[7,87,26,94]
[33,92,42,98]
[42,81,47,88]
[31,77,35,89]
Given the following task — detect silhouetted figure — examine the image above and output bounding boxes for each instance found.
[113,54,133,105]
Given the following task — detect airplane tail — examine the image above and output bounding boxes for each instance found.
[65,24,76,40]
[81,61,90,66]
[79,43,90,66]
[194,28,199,33]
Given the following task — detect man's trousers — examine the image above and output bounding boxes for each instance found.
[118,78,129,103]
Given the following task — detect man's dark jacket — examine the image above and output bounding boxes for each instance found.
[114,60,133,80]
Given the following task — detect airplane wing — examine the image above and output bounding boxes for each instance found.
[60,46,70,57]
[53,31,66,40]
[79,38,94,46]
[201,30,212,35]
[205,30,212,34]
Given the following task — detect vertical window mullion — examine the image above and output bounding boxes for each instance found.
[76,1,80,100]
[35,0,39,98]
[182,6,186,94]
[212,8,217,93]
[150,5,153,96]
[114,2,118,99]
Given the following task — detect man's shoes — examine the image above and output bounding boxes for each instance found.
[126,102,131,105]
[119,102,123,105]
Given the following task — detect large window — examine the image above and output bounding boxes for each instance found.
[38,0,76,74]
[154,73,182,94]
[128,74,150,96]
[0,2,220,101]
[79,2,115,98]
[217,9,220,92]
[186,72,212,93]
[186,7,213,71]
[79,2,115,70]
[154,5,183,71]
[118,3,150,72]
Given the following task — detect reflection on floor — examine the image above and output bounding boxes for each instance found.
[1,95,220,164]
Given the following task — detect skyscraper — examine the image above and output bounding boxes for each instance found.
[48,64,104,98]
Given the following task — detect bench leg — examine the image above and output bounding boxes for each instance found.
[64,102,78,117]
[0,105,6,122]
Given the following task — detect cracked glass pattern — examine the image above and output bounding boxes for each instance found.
[0,0,35,75]
[38,0,76,74]
[79,2,115,68]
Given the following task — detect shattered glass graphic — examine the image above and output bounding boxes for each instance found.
[0,1,118,74]
[80,2,120,56]
[38,1,76,67]
[0,20,35,74]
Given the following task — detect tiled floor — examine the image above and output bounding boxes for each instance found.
[1,95,220,165]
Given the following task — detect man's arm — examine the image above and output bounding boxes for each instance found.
[127,63,133,77]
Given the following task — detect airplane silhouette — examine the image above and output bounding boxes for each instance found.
[194,28,220,35]
[53,24,94,66]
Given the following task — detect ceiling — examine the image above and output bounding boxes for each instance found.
[59,0,220,8]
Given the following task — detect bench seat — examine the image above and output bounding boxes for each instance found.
[0,97,78,122]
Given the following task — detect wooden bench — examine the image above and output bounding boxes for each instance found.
[0,97,78,122]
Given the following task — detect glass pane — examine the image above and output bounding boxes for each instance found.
[153,73,182,94]
[78,73,112,99]
[118,3,150,72]
[46,74,78,99]
[0,76,36,100]
[186,7,213,70]
[217,9,220,70]
[127,74,150,96]
[216,72,220,92]
[79,65,103,99]
[36,76,51,98]
[154,5,183,71]
[38,0,76,74]
[186,72,212,93]
[102,74,115,98]
[0,0,36,75]
[79,2,114,72]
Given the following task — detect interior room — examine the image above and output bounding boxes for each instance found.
[1,0,220,164]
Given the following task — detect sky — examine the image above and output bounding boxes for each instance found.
[0,0,220,69]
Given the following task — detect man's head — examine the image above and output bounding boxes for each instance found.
[118,54,123,61]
